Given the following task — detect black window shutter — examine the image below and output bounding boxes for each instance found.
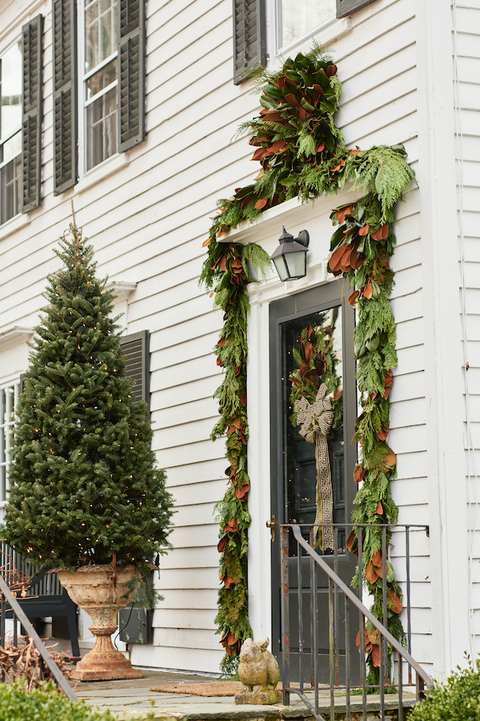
[118,0,146,152]
[120,330,150,408]
[52,0,77,194]
[233,0,266,86]
[336,0,376,18]
[21,14,43,213]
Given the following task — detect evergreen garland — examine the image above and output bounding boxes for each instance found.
[202,243,271,675]
[201,45,415,676]
[3,217,174,580]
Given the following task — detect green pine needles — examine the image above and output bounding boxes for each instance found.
[3,217,174,573]
[202,45,415,677]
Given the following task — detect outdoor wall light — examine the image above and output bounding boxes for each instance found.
[270,226,310,282]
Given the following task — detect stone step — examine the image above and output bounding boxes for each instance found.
[73,674,417,720]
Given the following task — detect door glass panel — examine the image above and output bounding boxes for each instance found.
[281,304,345,553]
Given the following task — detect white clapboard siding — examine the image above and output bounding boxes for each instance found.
[166,462,226,490]
[160,545,220,570]
[154,608,217,630]
[168,525,220,551]
[0,0,455,675]
[152,397,219,430]
[152,380,221,416]
[455,2,480,650]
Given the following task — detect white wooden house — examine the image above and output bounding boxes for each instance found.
[0,0,478,682]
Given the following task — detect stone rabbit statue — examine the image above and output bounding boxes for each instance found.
[235,637,282,705]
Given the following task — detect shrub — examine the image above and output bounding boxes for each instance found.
[409,656,480,720]
[0,679,158,721]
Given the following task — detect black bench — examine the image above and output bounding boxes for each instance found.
[1,548,80,659]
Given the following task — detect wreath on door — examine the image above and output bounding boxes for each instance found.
[289,322,343,550]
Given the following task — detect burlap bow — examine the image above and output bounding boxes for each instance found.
[294,383,335,550]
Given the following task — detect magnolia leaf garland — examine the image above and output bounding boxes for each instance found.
[206,242,270,676]
[327,198,405,683]
[200,44,415,675]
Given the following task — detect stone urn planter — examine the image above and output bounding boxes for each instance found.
[56,565,142,681]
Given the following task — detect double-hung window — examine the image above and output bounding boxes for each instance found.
[84,0,118,171]
[53,0,145,194]
[0,42,22,225]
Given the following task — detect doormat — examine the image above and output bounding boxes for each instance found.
[150,681,243,697]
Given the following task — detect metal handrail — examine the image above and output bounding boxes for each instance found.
[281,523,434,721]
[0,575,76,700]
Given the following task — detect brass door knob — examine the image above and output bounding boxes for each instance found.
[266,515,275,543]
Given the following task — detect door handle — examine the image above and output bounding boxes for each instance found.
[266,515,275,543]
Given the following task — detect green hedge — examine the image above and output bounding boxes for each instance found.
[409,657,480,721]
[0,680,158,721]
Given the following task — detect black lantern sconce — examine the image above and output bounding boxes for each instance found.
[270,226,310,282]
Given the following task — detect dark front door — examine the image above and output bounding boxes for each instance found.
[269,280,359,684]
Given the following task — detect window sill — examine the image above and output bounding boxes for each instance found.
[275,15,352,63]
[75,152,129,195]
[0,212,31,242]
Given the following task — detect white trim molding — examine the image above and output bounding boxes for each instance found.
[0,327,34,352]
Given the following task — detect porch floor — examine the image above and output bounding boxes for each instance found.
[70,670,416,719]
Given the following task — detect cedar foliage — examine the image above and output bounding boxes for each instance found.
[3,218,173,571]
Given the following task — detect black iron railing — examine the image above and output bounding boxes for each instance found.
[281,523,434,721]
[0,575,76,699]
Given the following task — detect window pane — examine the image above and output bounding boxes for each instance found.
[99,0,117,62]
[0,42,22,142]
[2,130,21,165]
[104,88,117,159]
[87,97,103,169]
[86,86,117,170]
[85,0,117,72]
[1,153,21,224]
[278,0,336,47]
[86,59,117,101]
[85,1,100,72]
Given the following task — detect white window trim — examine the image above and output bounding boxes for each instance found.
[0,208,31,239]
[74,149,128,195]
[0,377,21,505]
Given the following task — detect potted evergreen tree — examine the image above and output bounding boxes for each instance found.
[2,216,174,681]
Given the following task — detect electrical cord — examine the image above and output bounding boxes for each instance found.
[113,601,134,650]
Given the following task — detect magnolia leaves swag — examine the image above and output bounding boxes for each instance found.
[200,44,415,676]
